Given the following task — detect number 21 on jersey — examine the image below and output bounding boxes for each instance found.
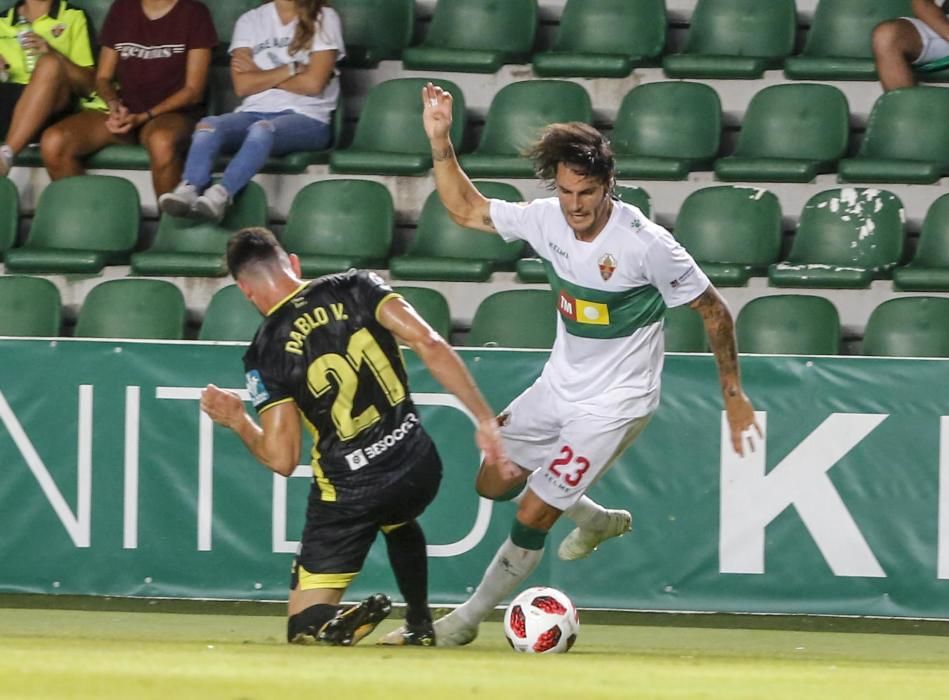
[306,327,406,440]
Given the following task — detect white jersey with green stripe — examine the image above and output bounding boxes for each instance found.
[490,196,710,419]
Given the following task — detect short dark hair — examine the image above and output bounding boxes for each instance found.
[226,227,284,279]
[523,122,615,189]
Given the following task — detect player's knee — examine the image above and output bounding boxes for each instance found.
[32,53,64,80]
[146,128,183,168]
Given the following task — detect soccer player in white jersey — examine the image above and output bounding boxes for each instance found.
[382,83,761,647]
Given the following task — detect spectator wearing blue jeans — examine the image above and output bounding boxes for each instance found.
[160,0,344,221]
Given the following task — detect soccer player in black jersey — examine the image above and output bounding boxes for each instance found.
[200,227,514,646]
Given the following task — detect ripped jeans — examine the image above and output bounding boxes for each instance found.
[181,110,331,196]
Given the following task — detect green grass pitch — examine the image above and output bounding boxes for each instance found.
[2,602,949,700]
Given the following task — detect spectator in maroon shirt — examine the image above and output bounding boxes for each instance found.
[40,0,217,196]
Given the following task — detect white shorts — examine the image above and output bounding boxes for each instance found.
[904,17,949,65]
[498,376,652,510]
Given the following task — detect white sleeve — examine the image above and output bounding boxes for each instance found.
[642,228,711,308]
[310,8,346,61]
[488,198,547,251]
[228,10,255,54]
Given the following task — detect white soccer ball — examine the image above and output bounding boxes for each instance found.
[503,586,580,653]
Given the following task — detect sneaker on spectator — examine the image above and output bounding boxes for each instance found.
[193,183,230,223]
[158,182,200,218]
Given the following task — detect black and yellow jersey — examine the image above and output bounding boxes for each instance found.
[243,270,433,502]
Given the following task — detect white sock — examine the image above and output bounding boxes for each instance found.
[454,537,543,625]
[563,496,608,530]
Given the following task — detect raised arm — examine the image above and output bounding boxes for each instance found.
[422,82,497,233]
[201,384,301,477]
[688,286,761,456]
[377,296,515,474]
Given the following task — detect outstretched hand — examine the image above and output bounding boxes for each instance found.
[421,81,453,142]
[725,392,762,457]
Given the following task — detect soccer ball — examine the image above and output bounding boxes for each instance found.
[503,586,579,653]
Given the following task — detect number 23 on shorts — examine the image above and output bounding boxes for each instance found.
[546,445,590,488]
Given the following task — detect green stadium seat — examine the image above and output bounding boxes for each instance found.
[198,284,262,342]
[736,295,840,355]
[75,279,186,340]
[663,305,706,352]
[402,0,537,73]
[130,181,267,277]
[673,186,782,287]
[769,188,905,289]
[281,179,393,277]
[714,84,850,183]
[784,0,913,80]
[532,0,666,78]
[839,88,949,184]
[330,78,466,175]
[862,297,949,357]
[893,194,949,291]
[611,82,721,180]
[0,177,18,259]
[71,0,112,35]
[334,0,415,68]
[390,182,524,282]
[515,187,652,284]
[0,276,61,337]
[392,286,452,339]
[206,0,258,61]
[4,175,140,274]
[468,289,558,349]
[663,0,796,79]
[458,80,592,178]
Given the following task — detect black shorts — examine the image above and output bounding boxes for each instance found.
[290,440,443,590]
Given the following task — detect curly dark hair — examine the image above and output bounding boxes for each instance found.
[523,122,615,191]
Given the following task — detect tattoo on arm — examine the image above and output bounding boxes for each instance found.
[432,144,455,162]
[690,287,740,398]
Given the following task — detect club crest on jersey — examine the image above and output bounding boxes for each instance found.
[245,370,270,407]
[51,23,66,38]
[598,253,617,281]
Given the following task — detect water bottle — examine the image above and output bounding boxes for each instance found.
[14,14,36,74]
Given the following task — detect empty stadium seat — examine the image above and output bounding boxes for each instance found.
[893,194,949,291]
[769,188,905,288]
[515,186,652,284]
[663,0,796,79]
[862,297,949,357]
[458,80,593,178]
[0,276,61,337]
[71,0,112,34]
[281,179,393,277]
[206,0,258,59]
[334,0,415,68]
[402,0,537,73]
[131,182,267,277]
[198,284,261,342]
[330,78,466,175]
[4,175,139,274]
[75,279,186,340]
[0,177,17,258]
[392,286,452,339]
[714,84,850,183]
[784,0,913,80]
[611,82,721,180]
[673,186,782,286]
[839,87,949,184]
[532,0,666,78]
[468,290,557,349]
[736,295,841,355]
[663,305,706,353]
[390,182,524,282]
